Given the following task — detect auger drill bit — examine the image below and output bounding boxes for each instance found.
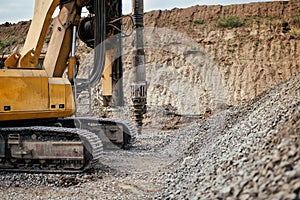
[131,0,147,134]
[131,83,147,134]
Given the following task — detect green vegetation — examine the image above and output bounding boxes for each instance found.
[87,47,92,53]
[21,38,26,44]
[292,15,300,27]
[268,36,274,42]
[45,37,50,43]
[291,28,300,37]
[0,39,8,49]
[182,21,188,26]
[235,34,255,46]
[10,39,17,45]
[216,16,245,28]
[193,20,205,25]
[266,15,281,21]
[235,33,250,40]
[227,43,239,53]
[0,38,17,49]
[224,8,229,14]
[0,39,4,49]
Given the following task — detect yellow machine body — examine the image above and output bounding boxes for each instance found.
[0,0,138,173]
[0,0,77,122]
[0,0,113,122]
[0,69,74,121]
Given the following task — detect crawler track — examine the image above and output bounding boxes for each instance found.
[0,117,136,173]
[59,117,137,149]
[0,126,102,173]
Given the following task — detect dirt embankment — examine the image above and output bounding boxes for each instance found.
[1,1,300,117]
[0,21,30,53]
[124,1,300,115]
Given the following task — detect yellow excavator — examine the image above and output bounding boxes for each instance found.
[0,0,147,172]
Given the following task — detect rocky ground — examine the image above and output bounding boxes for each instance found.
[0,71,299,200]
[158,72,300,200]
[0,1,300,199]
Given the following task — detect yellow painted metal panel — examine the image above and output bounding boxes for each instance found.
[0,69,48,77]
[43,2,77,77]
[19,0,60,68]
[49,79,66,110]
[0,110,74,121]
[0,71,49,112]
[0,70,74,121]
[4,52,21,68]
[49,78,75,113]
[65,82,75,112]
[102,51,113,96]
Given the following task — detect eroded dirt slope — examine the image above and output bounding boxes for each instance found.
[122,1,300,116]
[1,1,300,117]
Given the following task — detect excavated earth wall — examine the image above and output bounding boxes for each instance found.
[122,0,300,116]
[1,1,300,117]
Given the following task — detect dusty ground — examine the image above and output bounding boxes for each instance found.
[0,1,300,200]
[0,68,299,200]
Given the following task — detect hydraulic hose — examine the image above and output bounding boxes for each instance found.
[77,0,106,91]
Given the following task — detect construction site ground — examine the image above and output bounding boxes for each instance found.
[0,1,300,199]
[0,71,299,199]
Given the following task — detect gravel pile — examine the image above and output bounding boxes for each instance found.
[0,73,298,199]
[0,173,106,188]
[158,72,300,199]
